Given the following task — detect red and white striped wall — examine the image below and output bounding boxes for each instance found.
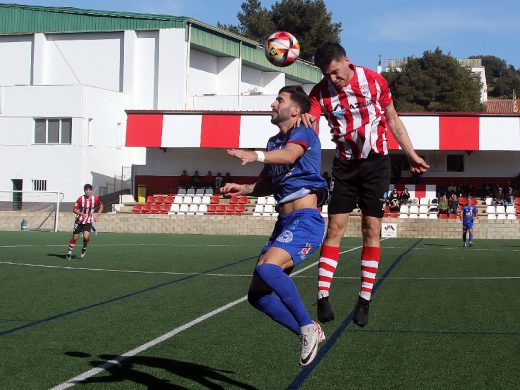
[126,111,520,151]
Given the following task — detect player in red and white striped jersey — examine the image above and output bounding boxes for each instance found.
[302,42,429,326]
[65,184,103,260]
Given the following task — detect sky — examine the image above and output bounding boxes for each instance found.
[4,0,520,69]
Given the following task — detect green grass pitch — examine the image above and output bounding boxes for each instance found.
[0,231,519,389]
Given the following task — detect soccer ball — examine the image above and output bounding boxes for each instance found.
[264,31,300,67]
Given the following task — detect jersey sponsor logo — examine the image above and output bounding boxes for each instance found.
[276,230,294,243]
[299,243,312,260]
[359,83,371,98]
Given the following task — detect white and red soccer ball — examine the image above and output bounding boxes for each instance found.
[264,31,300,67]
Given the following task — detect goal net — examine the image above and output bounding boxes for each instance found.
[0,191,64,232]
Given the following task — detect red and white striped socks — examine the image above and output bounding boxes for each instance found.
[359,246,380,301]
[317,245,340,299]
[67,238,76,254]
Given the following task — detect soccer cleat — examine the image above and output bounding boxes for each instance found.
[299,321,325,368]
[80,248,87,258]
[353,296,371,327]
[317,296,335,323]
[65,253,71,260]
[463,242,467,247]
[469,242,473,247]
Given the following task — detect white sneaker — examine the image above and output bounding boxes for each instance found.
[299,321,325,367]
[80,248,87,258]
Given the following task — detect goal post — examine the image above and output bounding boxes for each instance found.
[0,191,64,232]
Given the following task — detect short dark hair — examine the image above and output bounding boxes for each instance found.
[278,85,310,114]
[84,184,93,191]
[314,42,347,70]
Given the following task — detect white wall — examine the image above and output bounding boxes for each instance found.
[0,36,33,86]
[45,33,123,91]
[189,50,218,97]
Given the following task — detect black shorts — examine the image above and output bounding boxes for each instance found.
[73,223,92,235]
[328,153,390,218]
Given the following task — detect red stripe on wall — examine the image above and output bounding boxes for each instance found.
[439,116,479,150]
[200,115,241,148]
[126,114,163,147]
[414,184,426,199]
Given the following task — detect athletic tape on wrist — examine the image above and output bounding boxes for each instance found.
[255,151,265,163]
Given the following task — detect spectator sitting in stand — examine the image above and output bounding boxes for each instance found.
[494,187,505,206]
[504,187,515,206]
[215,172,223,193]
[191,170,203,189]
[222,172,232,187]
[399,187,410,205]
[447,182,457,195]
[438,195,449,216]
[387,188,400,212]
[204,171,215,189]
[449,193,459,215]
[179,170,190,189]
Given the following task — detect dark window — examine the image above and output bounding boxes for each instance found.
[447,155,464,172]
[35,119,46,143]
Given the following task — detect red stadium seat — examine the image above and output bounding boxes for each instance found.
[236,204,246,215]
[239,196,248,204]
[389,213,398,218]
[155,195,164,203]
[470,198,477,206]
[131,204,143,214]
[229,196,238,205]
[161,203,170,213]
[449,213,458,219]
[164,196,173,204]
[515,198,520,206]
[226,204,236,215]
[146,196,154,203]
[216,204,226,214]
[151,203,161,214]
[142,203,151,213]
[458,197,467,206]
[439,213,448,219]
[210,195,220,204]
[206,204,216,214]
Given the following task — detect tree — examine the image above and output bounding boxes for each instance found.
[384,48,484,112]
[469,55,520,98]
[218,0,341,61]
[270,0,341,61]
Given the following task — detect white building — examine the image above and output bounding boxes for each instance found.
[1,4,519,205]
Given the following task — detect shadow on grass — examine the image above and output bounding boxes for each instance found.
[47,253,71,259]
[64,352,259,389]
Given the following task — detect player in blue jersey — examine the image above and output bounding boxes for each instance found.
[221,85,329,367]
[460,196,478,247]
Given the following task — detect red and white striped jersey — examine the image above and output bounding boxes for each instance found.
[309,64,393,160]
[74,195,102,224]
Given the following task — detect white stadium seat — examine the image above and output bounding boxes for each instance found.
[173,195,183,204]
[183,196,192,204]
[257,197,266,205]
[168,204,180,214]
[507,214,517,220]
[266,196,276,205]
[428,213,438,219]
[485,197,493,206]
[486,205,495,214]
[506,205,516,214]
[497,213,506,220]
[487,213,496,220]
[201,196,211,205]
[399,205,409,214]
[495,205,506,215]
[192,196,202,204]
[197,204,207,215]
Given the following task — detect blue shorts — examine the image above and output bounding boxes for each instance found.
[260,208,325,267]
[463,222,474,230]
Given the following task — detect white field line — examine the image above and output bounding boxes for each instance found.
[0,243,245,248]
[2,262,518,281]
[50,243,368,389]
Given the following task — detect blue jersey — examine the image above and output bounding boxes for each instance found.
[461,205,477,225]
[263,124,328,205]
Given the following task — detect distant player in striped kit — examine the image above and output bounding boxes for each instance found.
[65,184,103,260]
[302,42,429,326]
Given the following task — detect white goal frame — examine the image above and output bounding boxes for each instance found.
[0,190,64,232]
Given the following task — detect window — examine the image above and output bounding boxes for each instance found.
[447,155,464,172]
[34,118,72,144]
[32,179,47,191]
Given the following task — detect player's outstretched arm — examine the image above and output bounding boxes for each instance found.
[221,178,274,198]
[385,103,430,173]
[95,202,104,222]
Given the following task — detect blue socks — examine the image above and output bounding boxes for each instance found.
[248,263,312,335]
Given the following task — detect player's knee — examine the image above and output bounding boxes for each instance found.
[248,289,269,309]
[326,222,344,241]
